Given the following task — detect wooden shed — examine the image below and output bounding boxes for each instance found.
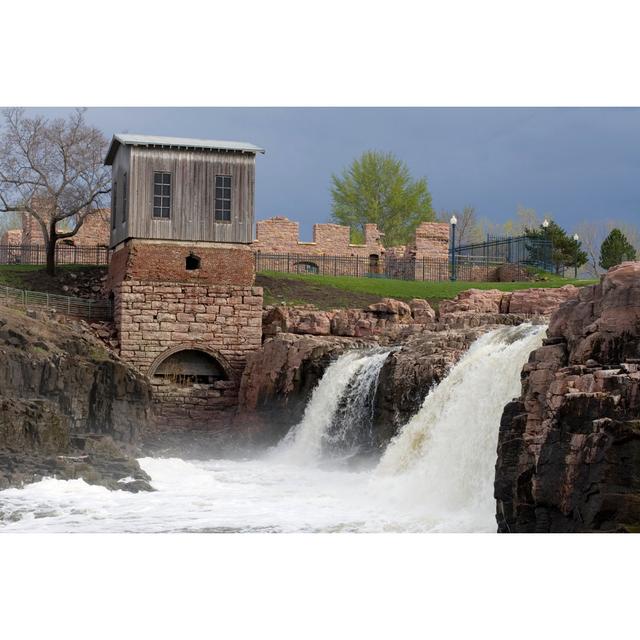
[104,134,264,248]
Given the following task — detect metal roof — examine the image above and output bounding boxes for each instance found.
[104,133,265,165]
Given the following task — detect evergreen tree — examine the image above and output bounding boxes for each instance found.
[599,228,637,270]
[525,220,588,275]
[330,150,434,246]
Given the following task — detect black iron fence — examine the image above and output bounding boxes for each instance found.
[0,244,109,266]
[0,284,113,320]
[456,235,554,271]
[255,252,525,282]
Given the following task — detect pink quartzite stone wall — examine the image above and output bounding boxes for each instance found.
[22,209,110,247]
[253,216,384,258]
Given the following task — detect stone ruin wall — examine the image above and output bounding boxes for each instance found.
[2,202,111,248]
[253,216,387,276]
[21,208,111,247]
[107,241,263,429]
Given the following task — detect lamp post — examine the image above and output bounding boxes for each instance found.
[573,233,579,279]
[450,215,458,281]
[542,218,550,271]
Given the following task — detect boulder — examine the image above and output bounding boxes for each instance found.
[508,284,579,316]
[408,298,436,323]
[368,297,412,317]
[439,289,505,317]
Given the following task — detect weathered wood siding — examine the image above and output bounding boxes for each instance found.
[109,145,131,248]
[110,147,255,248]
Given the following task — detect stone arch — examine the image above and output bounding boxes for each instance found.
[294,260,319,274]
[148,345,237,386]
[368,253,380,274]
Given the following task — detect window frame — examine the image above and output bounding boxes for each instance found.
[214,174,232,223]
[152,171,172,220]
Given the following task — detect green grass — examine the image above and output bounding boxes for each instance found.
[258,270,597,307]
[0,264,103,289]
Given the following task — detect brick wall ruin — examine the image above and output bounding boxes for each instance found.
[0,228,23,245]
[254,216,384,258]
[107,240,263,429]
[21,208,111,247]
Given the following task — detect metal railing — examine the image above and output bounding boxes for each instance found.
[0,243,109,266]
[255,252,526,282]
[456,235,555,271]
[0,284,113,320]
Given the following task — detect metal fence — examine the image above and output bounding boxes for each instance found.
[255,252,522,282]
[456,235,554,271]
[0,244,109,266]
[0,285,113,320]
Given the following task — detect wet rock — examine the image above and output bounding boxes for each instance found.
[495,261,640,532]
[373,327,491,445]
[0,306,153,492]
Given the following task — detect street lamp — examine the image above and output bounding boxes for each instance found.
[542,218,550,271]
[450,215,458,281]
[573,233,579,279]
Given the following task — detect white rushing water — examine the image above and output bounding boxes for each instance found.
[0,325,545,533]
[275,348,393,465]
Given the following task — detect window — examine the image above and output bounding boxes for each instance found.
[214,175,232,222]
[185,253,201,270]
[153,172,171,219]
[122,172,128,223]
[112,181,117,229]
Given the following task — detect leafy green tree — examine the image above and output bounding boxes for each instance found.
[525,220,588,275]
[330,150,434,246]
[599,228,637,270]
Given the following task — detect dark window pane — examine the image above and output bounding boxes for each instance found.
[163,173,171,184]
[224,188,231,199]
[223,176,231,187]
[163,185,170,196]
[154,196,162,207]
[154,184,162,196]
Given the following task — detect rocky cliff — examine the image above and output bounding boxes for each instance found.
[0,307,154,491]
[495,262,640,532]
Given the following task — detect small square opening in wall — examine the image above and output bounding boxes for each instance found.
[186,253,201,270]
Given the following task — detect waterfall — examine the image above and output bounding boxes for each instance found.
[276,348,394,464]
[374,324,546,527]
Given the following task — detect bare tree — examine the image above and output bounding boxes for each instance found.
[437,205,482,245]
[575,221,603,278]
[0,108,110,275]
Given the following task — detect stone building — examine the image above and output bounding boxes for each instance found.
[104,134,265,428]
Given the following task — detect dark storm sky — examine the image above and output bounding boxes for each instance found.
[26,107,640,240]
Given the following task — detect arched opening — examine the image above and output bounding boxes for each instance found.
[368,253,380,274]
[295,261,319,274]
[186,253,201,270]
[153,349,229,386]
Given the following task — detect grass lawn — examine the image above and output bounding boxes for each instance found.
[257,270,597,309]
[0,264,105,292]
[0,264,598,310]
